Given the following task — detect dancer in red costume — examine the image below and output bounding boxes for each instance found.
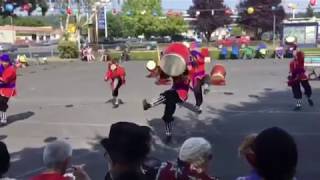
[288,50,314,110]
[104,59,126,108]
[188,49,211,113]
[0,54,17,125]
[143,70,190,139]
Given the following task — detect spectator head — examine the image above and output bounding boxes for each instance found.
[0,141,10,177]
[43,140,72,174]
[238,133,257,168]
[0,54,11,67]
[101,122,152,167]
[179,137,212,170]
[253,127,298,180]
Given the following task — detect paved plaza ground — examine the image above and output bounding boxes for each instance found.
[1,59,320,179]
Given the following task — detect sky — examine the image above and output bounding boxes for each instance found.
[162,0,320,12]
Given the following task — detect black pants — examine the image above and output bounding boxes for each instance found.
[161,90,182,123]
[112,78,123,97]
[292,80,312,99]
[193,75,210,106]
[0,96,9,112]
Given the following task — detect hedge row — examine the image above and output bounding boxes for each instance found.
[107,48,320,61]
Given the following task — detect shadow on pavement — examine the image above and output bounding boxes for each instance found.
[147,88,320,179]
[0,111,35,128]
[5,88,320,179]
[9,135,106,180]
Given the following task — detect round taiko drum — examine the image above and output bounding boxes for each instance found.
[146,60,157,72]
[211,64,226,85]
[159,43,190,77]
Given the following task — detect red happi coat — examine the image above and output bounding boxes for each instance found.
[171,74,190,102]
[188,55,207,88]
[156,161,219,180]
[0,65,17,98]
[104,63,126,89]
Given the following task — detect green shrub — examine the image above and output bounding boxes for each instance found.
[58,41,79,59]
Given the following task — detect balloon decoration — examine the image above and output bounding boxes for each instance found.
[247,7,254,14]
[66,7,72,15]
[310,0,317,6]
[5,3,14,12]
[22,3,31,11]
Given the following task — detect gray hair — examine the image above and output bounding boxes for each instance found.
[179,137,212,167]
[43,140,73,169]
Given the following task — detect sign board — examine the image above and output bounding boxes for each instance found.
[98,7,106,30]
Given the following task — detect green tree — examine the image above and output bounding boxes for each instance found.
[121,0,162,38]
[160,16,188,37]
[107,13,124,38]
[237,0,285,40]
[189,0,232,43]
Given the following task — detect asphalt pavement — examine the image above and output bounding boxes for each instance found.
[1,59,320,180]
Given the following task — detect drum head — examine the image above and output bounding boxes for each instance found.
[212,73,224,81]
[286,36,296,43]
[146,60,156,71]
[160,54,186,77]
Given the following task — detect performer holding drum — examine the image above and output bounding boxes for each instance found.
[0,54,17,125]
[189,49,211,113]
[104,59,126,108]
[143,43,191,139]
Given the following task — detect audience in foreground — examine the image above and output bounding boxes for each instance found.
[236,127,298,180]
[101,122,153,180]
[30,140,91,180]
[156,137,219,180]
[0,141,14,180]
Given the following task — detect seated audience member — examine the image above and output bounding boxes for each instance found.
[236,127,298,180]
[156,137,219,180]
[31,140,91,180]
[236,134,259,180]
[101,122,154,180]
[0,141,15,180]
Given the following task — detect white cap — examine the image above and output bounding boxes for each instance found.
[179,137,212,167]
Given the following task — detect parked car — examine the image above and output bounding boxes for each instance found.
[125,39,157,50]
[98,39,127,51]
[217,36,251,48]
[0,43,18,52]
[150,36,171,43]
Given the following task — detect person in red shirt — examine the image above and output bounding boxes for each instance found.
[156,137,219,180]
[0,54,16,125]
[30,140,91,180]
[188,49,211,113]
[104,59,126,108]
[288,50,313,110]
[143,69,190,140]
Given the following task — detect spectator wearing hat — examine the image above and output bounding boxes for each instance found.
[0,141,15,180]
[31,140,91,180]
[236,127,298,180]
[0,54,16,125]
[156,137,219,180]
[100,122,153,180]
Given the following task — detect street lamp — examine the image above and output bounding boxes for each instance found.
[272,6,277,48]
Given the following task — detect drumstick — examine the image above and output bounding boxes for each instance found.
[157,46,161,65]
